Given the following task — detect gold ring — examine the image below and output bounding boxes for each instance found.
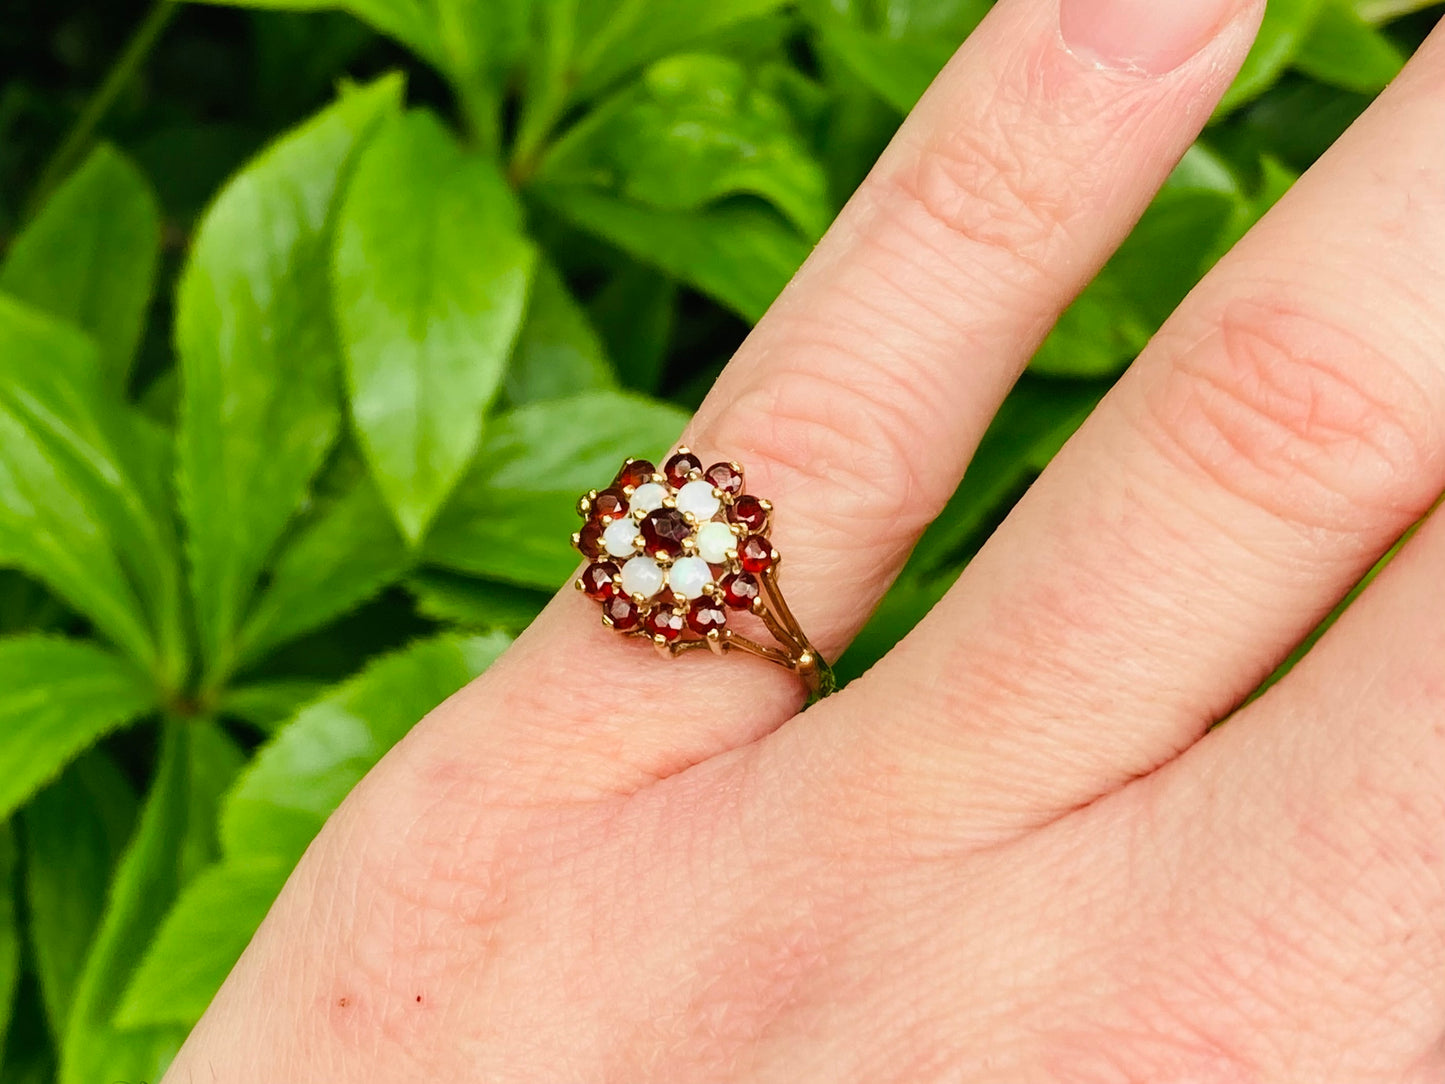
[572,448,834,699]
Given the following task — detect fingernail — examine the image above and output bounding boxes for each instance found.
[1059,0,1242,76]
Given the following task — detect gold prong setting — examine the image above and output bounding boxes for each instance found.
[572,449,829,696]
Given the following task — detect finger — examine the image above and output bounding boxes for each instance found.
[807,20,1445,842]
[1106,505,1445,1079]
[683,0,1259,661]
[420,0,1264,795]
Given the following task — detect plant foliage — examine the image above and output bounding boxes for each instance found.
[0,0,1437,1076]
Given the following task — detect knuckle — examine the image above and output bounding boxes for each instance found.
[866,45,1143,290]
[880,103,1074,284]
[1138,295,1441,535]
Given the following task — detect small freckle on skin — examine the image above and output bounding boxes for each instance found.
[338,997,350,1008]
[415,994,423,1003]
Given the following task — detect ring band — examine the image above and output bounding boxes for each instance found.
[572,448,835,699]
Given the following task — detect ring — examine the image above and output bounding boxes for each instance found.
[572,448,835,699]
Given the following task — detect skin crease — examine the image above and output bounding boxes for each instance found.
[167,1,1445,1082]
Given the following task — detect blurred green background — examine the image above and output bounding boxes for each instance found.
[0,0,1439,1078]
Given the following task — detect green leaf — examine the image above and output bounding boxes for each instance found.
[1030,279,1151,379]
[832,571,951,688]
[335,110,536,543]
[222,632,511,866]
[1106,186,1240,328]
[1253,155,1300,218]
[533,184,807,322]
[0,299,184,671]
[537,54,832,240]
[571,0,790,99]
[177,76,403,679]
[0,636,156,823]
[1356,0,1443,21]
[41,723,233,1066]
[504,259,614,406]
[430,0,532,80]
[1217,0,1327,115]
[806,0,989,115]
[233,474,412,671]
[195,0,533,97]
[184,0,444,64]
[59,725,191,1084]
[910,376,1108,574]
[342,0,445,63]
[0,145,161,389]
[0,826,20,1054]
[407,570,550,631]
[425,391,687,587]
[116,630,507,1033]
[22,754,138,1043]
[429,0,533,145]
[871,0,994,38]
[115,857,291,1031]
[588,262,676,394]
[1294,0,1405,94]
[514,0,794,179]
[186,0,332,6]
[811,16,953,114]
[1032,150,1245,378]
[180,720,248,883]
[219,679,331,733]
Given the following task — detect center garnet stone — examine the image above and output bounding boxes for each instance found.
[640,507,691,557]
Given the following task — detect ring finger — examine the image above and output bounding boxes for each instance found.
[423,0,1266,795]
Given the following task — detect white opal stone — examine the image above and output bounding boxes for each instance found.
[695,520,737,564]
[603,517,640,558]
[667,556,713,599]
[620,556,665,600]
[675,480,721,521]
[629,482,668,515]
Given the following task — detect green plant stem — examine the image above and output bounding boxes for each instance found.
[456,78,502,159]
[1356,0,1443,24]
[26,0,179,219]
[508,89,566,187]
[507,0,577,186]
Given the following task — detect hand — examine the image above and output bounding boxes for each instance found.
[167,0,1445,1079]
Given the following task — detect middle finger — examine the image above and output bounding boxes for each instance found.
[808,20,1445,844]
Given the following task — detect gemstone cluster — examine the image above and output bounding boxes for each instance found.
[573,449,776,647]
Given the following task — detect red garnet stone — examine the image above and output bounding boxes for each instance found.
[720,572,760,610]
[577,519,605,558]
[703,462,744,496]
[738,536,775,574]
[729,495,767,533]
[646,605,686,642]
[688,597,727,635]
[664,451,702,487]
[603,595,641,631]
[580,561,619,600]
[591,487,629,522]
[615,458,655,489]
[640,507,691,557]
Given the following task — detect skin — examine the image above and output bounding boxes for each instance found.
[168,0,1445,1080]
